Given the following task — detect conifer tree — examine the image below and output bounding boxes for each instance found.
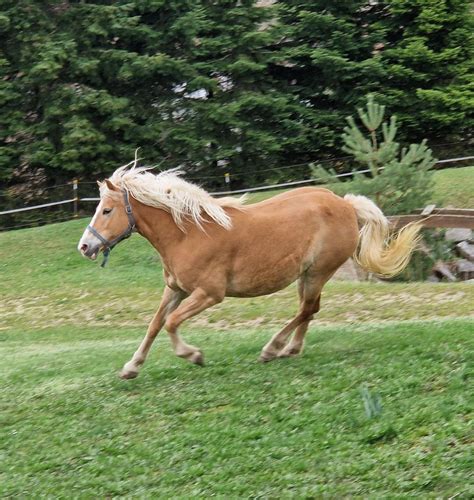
[0,1,141,187]
[162,0,323,186]
[271,0,473,158]
[312,94,436,215]
[0,0,316,190]
[378,0,473,143]
[0,0,471,197]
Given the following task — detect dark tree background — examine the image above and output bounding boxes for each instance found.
[0,0,472,199]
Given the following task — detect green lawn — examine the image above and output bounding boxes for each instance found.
[1,218,473,497]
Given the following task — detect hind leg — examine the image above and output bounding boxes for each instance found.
[258,279,306,362]
[278,272,329,358]
[277,308,318,358]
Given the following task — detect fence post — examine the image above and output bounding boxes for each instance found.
[73,179,78,218]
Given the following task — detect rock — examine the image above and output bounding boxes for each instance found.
[456,259,474,280]
[456,241,474,262]
[445,228,472,243]
[432,260,457,282]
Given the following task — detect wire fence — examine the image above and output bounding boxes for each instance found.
[1,154,473,231]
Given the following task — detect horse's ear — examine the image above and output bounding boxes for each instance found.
[104,179,119,191]
[96,180,103,188]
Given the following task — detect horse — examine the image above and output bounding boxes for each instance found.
[78,162,421,379]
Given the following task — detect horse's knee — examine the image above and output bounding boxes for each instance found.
[165,315,178,333]
[300,308,317,322]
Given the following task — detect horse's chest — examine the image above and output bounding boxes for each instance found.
[163,266,189,293]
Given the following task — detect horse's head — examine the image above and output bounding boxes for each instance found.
[78,179,136,263]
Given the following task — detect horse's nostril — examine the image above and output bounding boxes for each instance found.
[81,243,89,253]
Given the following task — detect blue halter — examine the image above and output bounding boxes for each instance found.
[87,189,136,267]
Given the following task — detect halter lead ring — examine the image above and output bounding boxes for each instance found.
[87,189,136,267]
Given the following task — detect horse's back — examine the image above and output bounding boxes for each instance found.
[247,186,336,208]
[243,187,356,232]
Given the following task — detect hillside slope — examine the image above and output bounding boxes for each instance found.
[1,218,473,333]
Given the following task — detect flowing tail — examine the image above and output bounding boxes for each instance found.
[344,194,422,278]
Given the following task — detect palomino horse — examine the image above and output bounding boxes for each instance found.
[78,163,420,379]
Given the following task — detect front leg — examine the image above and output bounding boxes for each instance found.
[164,287,222,365]
[120,286,185,379]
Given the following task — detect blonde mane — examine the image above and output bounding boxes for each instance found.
[101,159,245,230]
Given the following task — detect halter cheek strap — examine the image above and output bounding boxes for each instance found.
[87,189,136,267]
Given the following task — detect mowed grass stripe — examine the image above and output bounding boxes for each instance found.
[1,319,472,497]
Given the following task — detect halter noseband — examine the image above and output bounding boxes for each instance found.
[87,189,136,267]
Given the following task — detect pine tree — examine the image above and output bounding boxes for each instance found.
[0,12,18,182]
[1,0,471,199]
[312,94,436,215]
[0,0,315,192]
[0,1,141,188]
[271,0,473,163]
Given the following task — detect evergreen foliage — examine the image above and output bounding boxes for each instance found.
[0,0,472,199]
[272,0,473,150]
[378,0,474,142]
[270,0,387,156]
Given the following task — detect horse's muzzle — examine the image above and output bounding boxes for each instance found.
[78,242,99,260]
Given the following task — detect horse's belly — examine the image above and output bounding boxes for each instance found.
[226,279,296,298]
[225,254,304,298]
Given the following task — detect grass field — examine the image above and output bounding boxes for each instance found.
[432,166,474,208]
[2,320,472,497]
[1,215,473,496]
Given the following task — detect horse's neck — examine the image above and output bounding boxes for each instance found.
[133,202,184,261]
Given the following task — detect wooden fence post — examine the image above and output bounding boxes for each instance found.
[73,179,78,218]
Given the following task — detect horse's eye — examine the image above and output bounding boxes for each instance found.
[103,208,112,215]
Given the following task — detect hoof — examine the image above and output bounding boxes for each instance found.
[189,351,205,366]
[119,369,139,380]
[277,347,300,358]
[259,351,277,363]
